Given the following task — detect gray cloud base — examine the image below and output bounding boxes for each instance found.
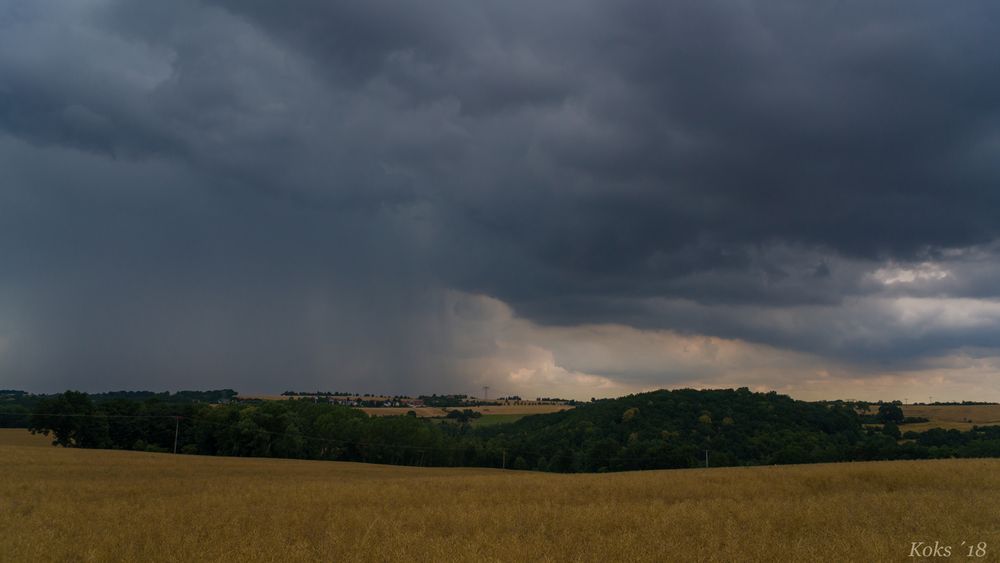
[2,0,1000,393]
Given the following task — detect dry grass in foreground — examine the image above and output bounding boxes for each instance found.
[2,433,999,562]
[0,428,53,447]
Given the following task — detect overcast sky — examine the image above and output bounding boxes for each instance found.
[3,0,1000,400]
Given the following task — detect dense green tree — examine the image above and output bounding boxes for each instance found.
[877,404,905,424]
[882,422,901,439]
[29,391,109,448]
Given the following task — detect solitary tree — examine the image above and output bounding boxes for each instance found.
[877,403,905,424]
[29,390,108,448]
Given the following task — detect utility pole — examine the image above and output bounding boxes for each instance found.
[173,416,180,454]
[704,449,709,468]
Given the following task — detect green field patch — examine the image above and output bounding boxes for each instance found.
[471,414,525,427]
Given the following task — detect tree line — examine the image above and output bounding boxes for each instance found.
[18,388,1000,472]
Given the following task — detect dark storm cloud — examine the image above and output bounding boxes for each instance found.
[3,0,1000,392]
[0,133,452,393]
[211,0,1000,252]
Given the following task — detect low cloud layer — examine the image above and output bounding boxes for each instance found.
[2,0,1000,399]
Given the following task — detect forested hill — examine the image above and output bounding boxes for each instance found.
[478,388,865,471]
[16,387,1000,472]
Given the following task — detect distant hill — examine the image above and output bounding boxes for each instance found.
[477,388,864,471]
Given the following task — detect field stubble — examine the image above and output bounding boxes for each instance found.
[902,405,1000,424]
[2,431,999,562]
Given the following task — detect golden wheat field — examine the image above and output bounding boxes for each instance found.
[903,405,1000,425]
[2,430,1000,563]
[857,404,1000,432]
[0,428,52,447]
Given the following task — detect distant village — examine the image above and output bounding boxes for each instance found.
[233,392,578,409]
